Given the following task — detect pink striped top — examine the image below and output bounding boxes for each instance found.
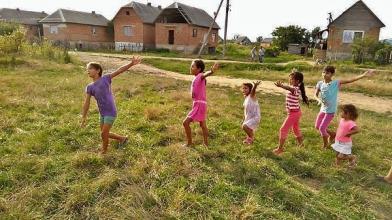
[286,86,301,111]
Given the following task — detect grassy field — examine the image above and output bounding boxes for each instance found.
[143,58,392,98]
[0,57,391,219]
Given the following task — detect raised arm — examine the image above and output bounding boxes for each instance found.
[110,56,142,79]
[250,81,261,98]
[201,62,219,80]
[81,93,91,127]
[340,69,375,85]
[274,81,295,93]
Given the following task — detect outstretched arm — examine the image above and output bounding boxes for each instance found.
[81,94,91,127]
[340,69,375,85]
[201,62,219,80]
[274,81,295,93]
[110,56,142,79]
[250,81,261,98]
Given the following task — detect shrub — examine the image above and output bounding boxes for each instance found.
[374,46,392,65]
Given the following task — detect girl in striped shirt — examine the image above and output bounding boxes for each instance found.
[273,71,309,156]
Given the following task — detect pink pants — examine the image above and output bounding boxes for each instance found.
[279,110,302,140]
[315,112,335,137]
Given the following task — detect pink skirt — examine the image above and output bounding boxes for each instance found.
[187,101,207,122]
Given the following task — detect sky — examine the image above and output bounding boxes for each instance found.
[1,0,391,40]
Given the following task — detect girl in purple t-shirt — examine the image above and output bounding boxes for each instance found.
[331,104,360,168]
[81,56,141,154]
[183,60,219,147]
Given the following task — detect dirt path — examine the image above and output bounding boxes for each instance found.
[76,53,392,114]
[77,51,312,66]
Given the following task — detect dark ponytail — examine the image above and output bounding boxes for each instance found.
[292,71,309,105]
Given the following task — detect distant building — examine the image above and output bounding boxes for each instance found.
[327,0,385,60]
[288,43,308,55]
[0,8,47,41]
[154,2,220,54]
[39,9,113,50]
[260,37,273,48]
[113,2,162,51]
[235,36,252,45]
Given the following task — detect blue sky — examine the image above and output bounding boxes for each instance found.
[1,0,391,40]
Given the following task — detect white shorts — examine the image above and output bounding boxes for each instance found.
[243,118,260,131]
[332,141,352,155]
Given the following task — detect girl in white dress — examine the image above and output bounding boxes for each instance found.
[242,81,261,145]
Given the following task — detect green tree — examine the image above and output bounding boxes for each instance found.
[351,37,378,64]
[271,25,307,50]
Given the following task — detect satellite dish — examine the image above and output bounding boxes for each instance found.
[322,31,329,39]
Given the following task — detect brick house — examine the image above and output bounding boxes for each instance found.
[113,2,161,51]
[39,9,113,49]
[154,2,220,54]
[0,8,47,41]
[327,0,385,60]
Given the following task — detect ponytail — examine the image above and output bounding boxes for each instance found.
[299,82,309,105]
[292,71,309,105]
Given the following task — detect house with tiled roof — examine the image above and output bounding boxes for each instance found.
[113,1,162,51]
[326,0,385,59]
[0,8,47,41]
[154,2,220,54]
[39,9,113,49]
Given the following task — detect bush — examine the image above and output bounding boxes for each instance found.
[265,46,280,57]
[0,26,25,55]
[374,46,392,65]
[351,37,378,64]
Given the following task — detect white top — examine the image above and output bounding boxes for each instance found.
[244,95,260,122]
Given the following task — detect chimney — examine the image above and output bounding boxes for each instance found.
[92,11,96,15]
[147,2,152,6]
[16,8,20,11]
[42,11,45,14]
[158,5,162,10]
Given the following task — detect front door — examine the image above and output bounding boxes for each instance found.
[168,30,174,45]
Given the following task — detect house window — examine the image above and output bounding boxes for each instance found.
[212,33,216,42]
[123,26,133,36]
[342,30,364,43]
[91,27,97,35]
[49,25,58,34]
[192,29,197,37]
[126,11,130,15]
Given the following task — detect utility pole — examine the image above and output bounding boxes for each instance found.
[197,0,225,57]
[223,0,230,57]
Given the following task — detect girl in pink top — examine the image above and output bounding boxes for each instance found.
[332,104,359,168]
[273,71,309,156]
[183,60,219,147]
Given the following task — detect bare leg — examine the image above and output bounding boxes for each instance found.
[242,124,254,139]
[322,136,329,149]
[385,166,392,183]
[200,121,209,146]
[100,124,111,154]
[182,117,193,146]
[109,133,126,142]
[296,136,304,147]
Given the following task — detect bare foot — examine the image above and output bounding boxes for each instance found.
[348,156,357,169]
[182,143,194,147]
[272,147,284,156]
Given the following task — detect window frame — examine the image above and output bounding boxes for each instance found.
[49,25,58,34]
[342,30,365,43]
[123,25,134,37]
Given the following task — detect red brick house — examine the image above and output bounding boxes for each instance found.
[39,9,113,49]
[113,2,161,51]
[327,0,385,60]
[154,2,220,54]
[0,8,47,41]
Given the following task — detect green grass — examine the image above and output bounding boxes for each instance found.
[0,58,391,219]
[143,58,392,97]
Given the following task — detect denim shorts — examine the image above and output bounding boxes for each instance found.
[100,116,116,125]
